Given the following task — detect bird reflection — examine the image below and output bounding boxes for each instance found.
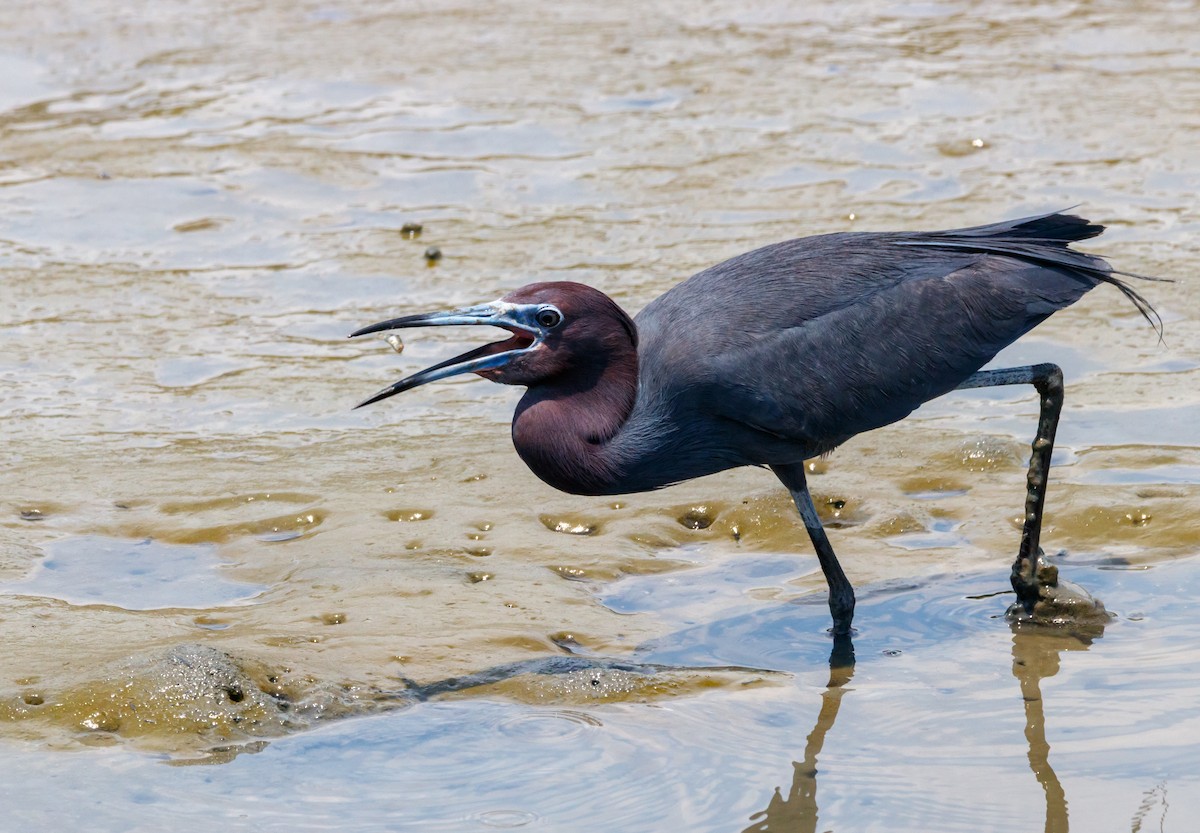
[743,621,1103,832]
[742,633,855,833]
[1011,623,1103,833]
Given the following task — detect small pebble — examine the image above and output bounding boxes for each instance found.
[400,222,423,239]
[19,509,44,521]
[385,334,405,354]
[424,246,442,263]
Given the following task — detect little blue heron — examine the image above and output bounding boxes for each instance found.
[351,212,1160,636]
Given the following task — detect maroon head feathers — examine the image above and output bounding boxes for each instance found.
[482,281,639,388]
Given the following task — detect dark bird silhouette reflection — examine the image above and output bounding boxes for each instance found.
[1011,623,1105,833]
[741,622,1104,832]
[742,635,855,833]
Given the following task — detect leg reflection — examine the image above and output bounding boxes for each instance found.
[743,633,855,833]
[1011,625,1103,833]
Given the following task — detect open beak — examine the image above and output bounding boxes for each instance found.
[349,301,544,408]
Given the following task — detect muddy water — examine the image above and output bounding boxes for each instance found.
[1,0,1198,828]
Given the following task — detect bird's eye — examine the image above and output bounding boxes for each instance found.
[536,307,563,328]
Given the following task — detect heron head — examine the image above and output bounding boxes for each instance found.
[350,281,638,408]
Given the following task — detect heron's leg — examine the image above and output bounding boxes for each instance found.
[772,463,856,635]
[956,363,1063,612]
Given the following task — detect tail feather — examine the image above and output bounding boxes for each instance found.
[920,209,1104,244]
[895,211,1168,339]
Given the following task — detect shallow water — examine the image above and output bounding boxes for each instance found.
[1,0,1199,829]
[5,560,1200,831]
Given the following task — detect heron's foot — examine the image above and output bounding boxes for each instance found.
[828,595,855,637]
[828,630,856,674]
[1006,549,1113,632]
[828,615,854,637]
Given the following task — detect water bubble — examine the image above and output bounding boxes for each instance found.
[385,509,434,522]
[540,515,598,535]
[677,505,715,530]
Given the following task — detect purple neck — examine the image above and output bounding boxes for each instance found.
[511,350,638,496]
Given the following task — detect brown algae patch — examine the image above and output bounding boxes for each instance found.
[171,217,229,233]
[929,437,1024,472]
[1051,496,1199,549]
[179,510,326,544]
[0,645,301,755]
[0,644,432,760]
[1007,477,1200,554]
[548,556,696,583]
[899,475,970,499]
[453,662,779,705]
[620,494,807,549]
[869,512,929,537]
[0,645,778,757]
[399,656,781,706]
[104,493,327,545]
[159,492,320,515]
